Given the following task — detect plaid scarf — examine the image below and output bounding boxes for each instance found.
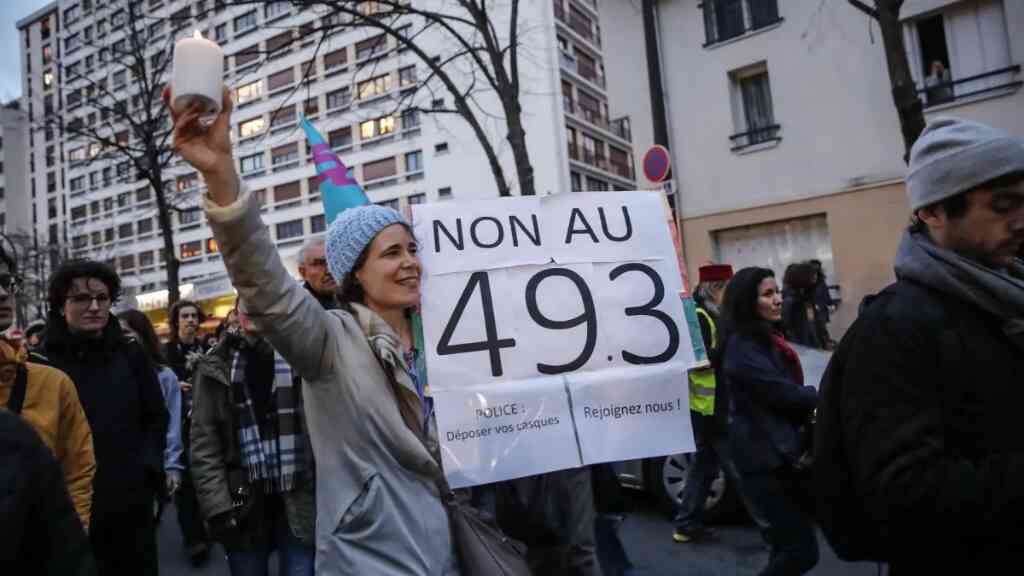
[229,342,306,493]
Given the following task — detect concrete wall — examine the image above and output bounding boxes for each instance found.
[681,181,910,336]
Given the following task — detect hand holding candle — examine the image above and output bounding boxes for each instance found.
[172,30,225,118]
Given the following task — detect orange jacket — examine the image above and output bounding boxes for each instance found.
[0,362,96,529]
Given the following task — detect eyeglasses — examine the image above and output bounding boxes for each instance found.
[66,293,112,308]
[308,258,328,268]
[0,274,23,295]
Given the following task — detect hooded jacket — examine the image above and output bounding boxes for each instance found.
[204,187,457,575]
[42,315,168,511]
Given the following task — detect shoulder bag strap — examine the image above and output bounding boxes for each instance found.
[6,365,28,415]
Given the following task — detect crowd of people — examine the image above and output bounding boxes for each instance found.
[0,87,1020,576]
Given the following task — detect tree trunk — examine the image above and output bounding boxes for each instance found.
[875,0,926,163]
[149,164,181,306]
[504,97,536,196]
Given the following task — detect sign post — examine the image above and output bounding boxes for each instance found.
[413,192,697,488]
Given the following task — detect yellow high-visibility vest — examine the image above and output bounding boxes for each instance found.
[688,308,717,416]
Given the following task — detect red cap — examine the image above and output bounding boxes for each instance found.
[698,264,734,283]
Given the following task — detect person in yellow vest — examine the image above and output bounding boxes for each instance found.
[672,264,734,543]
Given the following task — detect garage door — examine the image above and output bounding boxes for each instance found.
[712,214,836,287]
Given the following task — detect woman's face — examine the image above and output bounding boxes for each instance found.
[756,276,783,323]
[354,224,422,312]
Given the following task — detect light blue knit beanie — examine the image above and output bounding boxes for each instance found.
[325,204,409,282]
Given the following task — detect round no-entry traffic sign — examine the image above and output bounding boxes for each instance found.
[642,145,672,183]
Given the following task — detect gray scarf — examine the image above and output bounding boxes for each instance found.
[894,229,1024,352]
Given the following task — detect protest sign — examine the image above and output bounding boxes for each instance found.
[413,192,698,488]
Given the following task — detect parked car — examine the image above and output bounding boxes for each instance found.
[615,344,832,521]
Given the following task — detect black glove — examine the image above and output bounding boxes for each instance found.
[207,510,240,540]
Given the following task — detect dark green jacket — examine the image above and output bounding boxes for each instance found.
[189,337,315,549]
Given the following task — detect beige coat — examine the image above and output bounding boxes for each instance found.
[205,187,457,575]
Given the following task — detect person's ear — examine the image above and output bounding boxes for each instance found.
[916,204,947,231]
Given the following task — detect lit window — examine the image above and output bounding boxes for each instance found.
[43,70,54,88]
[180,240,202,258]
[206,238,219,253]
[357,74,392,100]
[236,80,264,104]
[239,117,265,138]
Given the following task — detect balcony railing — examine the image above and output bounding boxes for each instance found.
[729,123,781,151]
[918,65,1022,108]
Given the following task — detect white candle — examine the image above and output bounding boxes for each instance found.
[172,30,225,117]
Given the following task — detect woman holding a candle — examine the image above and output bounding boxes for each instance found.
[164,83,458,574]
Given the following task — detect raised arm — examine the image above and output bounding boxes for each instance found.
[165,87,332,380]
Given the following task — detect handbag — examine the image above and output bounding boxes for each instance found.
[378,352,531,575]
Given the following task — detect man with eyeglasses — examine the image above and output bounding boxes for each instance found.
[41,259,168,576]
[297,238,338,310]
[0,247,96,532]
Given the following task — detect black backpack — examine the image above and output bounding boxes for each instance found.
[813,287,896,562]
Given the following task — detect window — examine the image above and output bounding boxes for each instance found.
[356,35,387,60]
[435,142,449,154]
[234,10,258,33]
[363,157,397,181]
[266,31,293,56]
[214,23,227,42]
[577,89,602,125]
[408,193,426,205]
[377,199,399,211]
[69,147,86,163]
[139,251,154,267]
[273,181,301,203]
[329,126,352,149]
[271,142,299,166]
[270,105,297,128]
[240,153,265,174]
[180,240,202,258]
[206,238,219,254]
[276,219,303,240]
[401,109,420,130]
[267,68,295,91]
[149,20,165,39]
[399,66,417,87]
[239,117,266,138]
[235,45,260,69]
[236,79,263,103]
[119,223,133,239]
[324,47,348,71]
[113,70,127,89]
[570,172,582,192]
[65,33,81,53]
[72,206,88,221]
[70,176,85,192]
[136,187,152,202]
[176,173,199,192]
[405,151,422,172]
[42,45,52,65]
[730,64,779,150]
[906,0,1014,106]
[438,187,453,200]
[360,116,395,140]
[117,191,131,207]
[701,0,780,46]
[43,70,54,89]
[265,0,290,19]
[304,97,320,117]
[357,74,392,100]
[138,218,153,234]
[432,98,445,109]
[586,177,609,191]
[311,214,326,233]
[326,87,351,109]
[180,209,201,225]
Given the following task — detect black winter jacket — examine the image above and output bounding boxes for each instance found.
[722,332,818,474]
[0,410,96,576]
[42,315,168,511]
[839,280,1024,571]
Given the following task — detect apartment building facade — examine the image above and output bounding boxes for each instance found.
[603,0,1023,334]
[18,0,635,329]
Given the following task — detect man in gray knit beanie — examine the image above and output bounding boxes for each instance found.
[815,116,1024,572]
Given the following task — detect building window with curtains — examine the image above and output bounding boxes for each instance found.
[702,0,780,46]
[729,63,779,150]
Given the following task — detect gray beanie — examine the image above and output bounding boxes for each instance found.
[907,116,1024,212]
[325,204,409,282]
